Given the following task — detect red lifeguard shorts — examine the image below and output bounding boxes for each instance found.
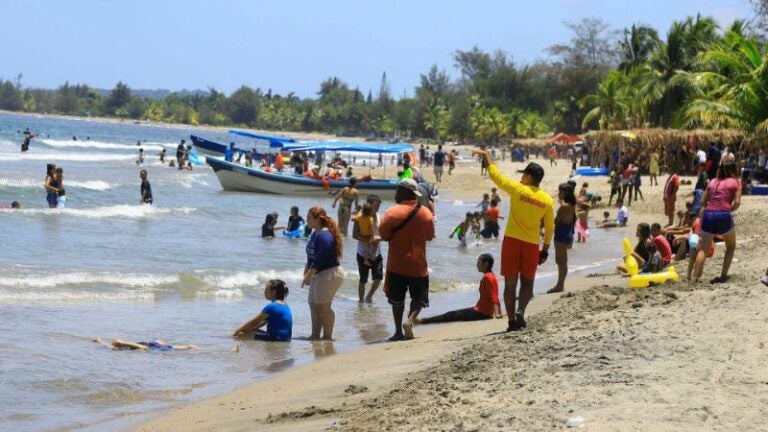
[501,236,539,280]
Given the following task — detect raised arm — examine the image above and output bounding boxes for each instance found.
[473,149,519,194]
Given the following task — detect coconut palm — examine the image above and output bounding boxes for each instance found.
[636,15,719,127]
[680,28,768,132]
[423,99,451,142]
[580,70,631,130]
[618,24,661,73]
[469,106,509,144]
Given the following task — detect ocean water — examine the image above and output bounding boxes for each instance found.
[0,113,623,431]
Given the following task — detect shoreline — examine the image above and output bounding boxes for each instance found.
[134,270,620,432]
[135,218,768,431]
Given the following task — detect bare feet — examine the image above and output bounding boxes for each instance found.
[402,322,414,340]
[546,287,564,294]
[388,333,405,342]
[231,342,240,353]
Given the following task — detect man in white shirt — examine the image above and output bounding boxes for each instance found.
[696,148,707,165]
[597,198,628,228]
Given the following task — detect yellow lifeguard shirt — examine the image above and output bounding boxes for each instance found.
[488,164,555,246]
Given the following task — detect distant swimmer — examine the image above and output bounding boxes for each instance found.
[44,164,58,208]
[176,139,186,170]
[140,169,153,205]
[72,136,77,141]
[159,148,167,164]
[92,337,198,351]
[21,133,34,152]
[136,148,145,165]
[0,201,21,209]
[54,167,66,208]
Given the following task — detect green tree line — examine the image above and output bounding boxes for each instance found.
[4,10,766,141]
[580,9,768,135]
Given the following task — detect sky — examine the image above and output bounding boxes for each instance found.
[0,0,753,99]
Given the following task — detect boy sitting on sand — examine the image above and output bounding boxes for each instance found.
[418,254,501,324]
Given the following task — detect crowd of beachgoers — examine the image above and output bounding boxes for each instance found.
[8,127,768,352]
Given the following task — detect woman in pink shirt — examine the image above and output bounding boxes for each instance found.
[691,162,741,284]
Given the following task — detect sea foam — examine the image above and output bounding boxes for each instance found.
[4,205,196,219]
[38,138,169,152]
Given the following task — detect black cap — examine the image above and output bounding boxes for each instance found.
[523,162,545,184]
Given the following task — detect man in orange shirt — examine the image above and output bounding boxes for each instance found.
[474,150,555,332]
[379,179,435,341]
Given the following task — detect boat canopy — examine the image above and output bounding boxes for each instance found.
[229,130,414,154]
[229,129,296,147]
[280,140,415,154]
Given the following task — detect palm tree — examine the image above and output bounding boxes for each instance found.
[469,106,509,144]
[423,99,451,142]
[580,70,631,130]
[680,28,768,132]
[636,15,719,127]
[618,24,661,73]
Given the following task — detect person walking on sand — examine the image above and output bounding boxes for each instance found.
[139,169,153,205]
[663,166,680,227]
[303,207,344,340]
[352,195,384,303]
[474,150,554,331]
[433,145,446,183]
[332,177,359,237]
[379,179,435,341]
[690,162,741,284]
[548,183,576,294]
[649,150,660,186]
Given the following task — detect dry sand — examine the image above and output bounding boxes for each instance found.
[135,151,768,431]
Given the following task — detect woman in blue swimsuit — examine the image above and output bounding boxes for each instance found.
[548,183,577,293]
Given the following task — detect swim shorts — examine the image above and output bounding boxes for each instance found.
[356,253,383,283]
[701,210,733,236]
[141,341,173,351]
[501,236,539,280]
[385,272,429,310]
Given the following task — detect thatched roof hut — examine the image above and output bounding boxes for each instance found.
[583,129,763,174]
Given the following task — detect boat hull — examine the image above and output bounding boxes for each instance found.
[207,157,399,197]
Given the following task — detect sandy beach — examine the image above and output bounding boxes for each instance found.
[134,153,768,431]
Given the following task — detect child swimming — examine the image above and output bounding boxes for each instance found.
[232,279,292,342]
[93,337,198,351]
[286,206,305,232]
[449,212,474,247]
[261,212,284,238]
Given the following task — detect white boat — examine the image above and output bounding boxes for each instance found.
[206,157,402,197]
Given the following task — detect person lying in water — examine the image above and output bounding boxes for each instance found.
[92,337,198,351]
[417,253,501,324]
[232,279,292,342]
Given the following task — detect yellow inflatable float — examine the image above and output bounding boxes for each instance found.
[622,238,679,288]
